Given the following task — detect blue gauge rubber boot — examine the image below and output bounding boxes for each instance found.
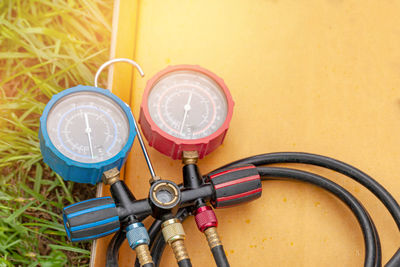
[39,85,136,184]
[63,197,120,242]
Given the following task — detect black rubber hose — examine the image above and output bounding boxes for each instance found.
[150,230,165,267]
[214,152,400,266]
[106,229,126,267]
[211,245,230,267]
[258,167,379,267]
[178,259,192,267]
[216,152,400,230]
[386,248,400,266]
[370,213,382,267]
[148,219,162,247]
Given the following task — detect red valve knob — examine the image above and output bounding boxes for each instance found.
[207,165,262,208]
[194,206,218,232]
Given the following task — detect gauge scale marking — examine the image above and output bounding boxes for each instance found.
[39,85,136,184]
[140,65,234,160]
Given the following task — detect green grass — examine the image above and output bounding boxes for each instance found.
[0,0,113,265]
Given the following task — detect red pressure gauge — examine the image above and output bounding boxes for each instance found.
[139,65,234,160]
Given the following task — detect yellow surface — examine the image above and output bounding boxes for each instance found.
[96,1,400,266]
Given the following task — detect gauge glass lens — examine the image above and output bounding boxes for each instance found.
[46,91,130,163]
[147,70,228,140]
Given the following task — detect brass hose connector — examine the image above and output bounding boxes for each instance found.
[102,168,120,185]
[204,227,222,249]
[182,151,199,165]
[161,218,189,262]
[135,244,153,266]
[126,222,153,266]
[171,240,188,262]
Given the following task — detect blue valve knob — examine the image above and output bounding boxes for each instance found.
[63,197,120,242]
[126,222,150,249]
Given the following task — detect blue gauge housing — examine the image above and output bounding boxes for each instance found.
[39,85,136,184]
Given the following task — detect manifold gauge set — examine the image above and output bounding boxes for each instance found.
[39,59,400,267]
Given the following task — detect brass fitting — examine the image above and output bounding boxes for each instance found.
[135,244,153,266]
[161,218,189,262]
[102,168,120,185]
[182,151,199,165]
[204,227,222,249]
[149,175,161,185]
[171,239,189,262]
[161,218,186,244]
[152,182,180,207]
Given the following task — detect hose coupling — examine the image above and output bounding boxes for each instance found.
[194,206,218,232]
[204,227,222,249]
[161,218,189,262]
[126,222,153,266]
[135,244,153,266]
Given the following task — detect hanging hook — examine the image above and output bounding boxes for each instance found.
[94,58,156,178]
[94,58,145,88]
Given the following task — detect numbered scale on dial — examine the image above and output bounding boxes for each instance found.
[139,65,234,160]
[39,85,136,184]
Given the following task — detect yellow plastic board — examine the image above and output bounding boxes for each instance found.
[94,1,400,266]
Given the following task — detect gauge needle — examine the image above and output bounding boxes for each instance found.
[84,113,94,159]
[180,92,193,134]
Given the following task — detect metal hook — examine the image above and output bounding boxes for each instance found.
[94,58,156,178]
[94,58,145,87]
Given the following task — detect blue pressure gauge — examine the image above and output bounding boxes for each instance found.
[39,85,136,184]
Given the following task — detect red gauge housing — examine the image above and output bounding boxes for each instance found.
[139,65,234,160]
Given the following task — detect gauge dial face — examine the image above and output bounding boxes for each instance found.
[46,91,130,163]
[147,70,228,140]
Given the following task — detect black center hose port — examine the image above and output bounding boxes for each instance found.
[149,180,181,219]
[153,182,179,206]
